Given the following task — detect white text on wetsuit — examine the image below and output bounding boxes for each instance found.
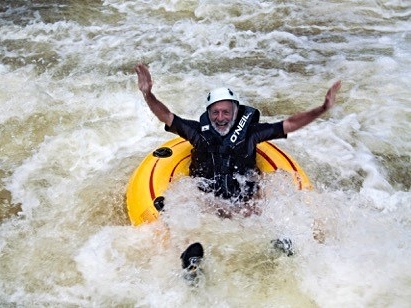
[230,112,252,143]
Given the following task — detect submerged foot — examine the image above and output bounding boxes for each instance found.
[271,238,294,257]
[180,242,204,286]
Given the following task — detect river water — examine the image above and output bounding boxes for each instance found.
[1,0,410,307]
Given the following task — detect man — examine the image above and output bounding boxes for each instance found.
[135,63,341,201]
[134,63,341,281]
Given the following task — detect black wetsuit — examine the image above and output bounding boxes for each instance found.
[166,105,287,201]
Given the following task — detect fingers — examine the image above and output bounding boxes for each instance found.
[134,63,145,74]
[326,80,342,98]
[328,80,341,93]
[134,63,153,93]
[134,63,149,75]
[322,80,342,110]
[332,80,342,92]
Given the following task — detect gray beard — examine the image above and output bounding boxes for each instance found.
[211,119,235,136]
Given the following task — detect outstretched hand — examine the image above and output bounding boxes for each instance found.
[134,63,153,94]
[323,80,342,111]
[133,63,174,127]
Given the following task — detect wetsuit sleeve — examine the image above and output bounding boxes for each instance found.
[165,114,202,145]
[250,121,287,143]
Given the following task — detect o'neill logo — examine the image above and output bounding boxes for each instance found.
[230,112,251,142]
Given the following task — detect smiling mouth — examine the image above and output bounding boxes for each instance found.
[216,122,228,127]
[211,120,233,136]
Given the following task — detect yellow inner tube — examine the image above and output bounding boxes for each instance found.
[127,137,312,226]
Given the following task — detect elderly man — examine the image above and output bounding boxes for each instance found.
[135,63,341,202]
[135,64,341,281]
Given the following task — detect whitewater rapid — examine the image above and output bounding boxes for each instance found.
[1,0,410,307]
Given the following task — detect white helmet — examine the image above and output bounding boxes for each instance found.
[206,87,239,109]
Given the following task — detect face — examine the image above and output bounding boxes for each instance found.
[208,100,238,136]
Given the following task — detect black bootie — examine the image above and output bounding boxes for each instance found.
[180,242,204,285]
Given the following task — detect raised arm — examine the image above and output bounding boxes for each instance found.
[134,63,174,127]
[282,80,342,134]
